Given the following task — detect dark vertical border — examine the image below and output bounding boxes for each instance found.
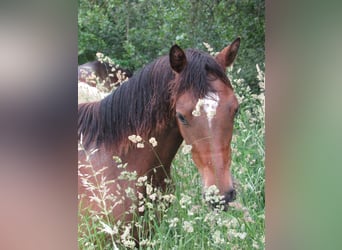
[266,0,342,249]
[0,1,78,249]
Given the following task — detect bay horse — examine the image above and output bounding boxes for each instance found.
[78,60,133,92]
[78,38,241,228]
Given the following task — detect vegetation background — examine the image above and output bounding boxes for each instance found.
[78,0,264,93]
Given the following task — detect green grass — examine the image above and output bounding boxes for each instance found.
[78,66,265,249]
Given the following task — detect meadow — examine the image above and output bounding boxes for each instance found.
[78,57,265,249]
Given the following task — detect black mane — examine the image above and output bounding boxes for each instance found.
[78,48,229,150]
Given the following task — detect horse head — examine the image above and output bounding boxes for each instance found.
[170,38,240,210]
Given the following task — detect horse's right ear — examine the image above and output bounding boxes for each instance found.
[170,45,187,73]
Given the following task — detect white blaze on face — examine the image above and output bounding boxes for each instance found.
[192,92,220,128]
[203,92,220,127]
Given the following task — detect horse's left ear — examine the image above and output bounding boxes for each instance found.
[215,37,240,69]
[170,44,187,73]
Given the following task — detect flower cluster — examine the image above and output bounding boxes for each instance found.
[182,221,194,233]
[203,185,226,211]
[128,135,158,148]
[149,137,158,147]
[181,144,192,154]
[96,52,116,67]
[118,170,137,181]
[136,178,176,218]
[128,134,144,148]
[91,52,130,92]
[179,194,192,209]
[203,42,218,56]
[168,217,179,228]
[113,156,127,169]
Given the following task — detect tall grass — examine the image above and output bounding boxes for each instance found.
[78,57,265,249]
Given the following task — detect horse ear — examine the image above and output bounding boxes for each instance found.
[170,44,187,73]
[215,37,240,69]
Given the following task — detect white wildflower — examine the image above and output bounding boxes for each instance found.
[213,230,224,244]
[256,64,265,84]
[203,42,213,52]
[204,185,220,199]
[118,170,137,181]
[235,78,244,84]
[120,224,132,243]
[164,178,172,184]
[137,142,144,148]
[122,240,136,249]
[182,144,192,154]
[168,217,179,228]
[145,201,154,210]
[179,194,192,208]
[99,221,118,235]
[203,42,216,56]
[117,163,127,169]
[182,221,194,233]
[138,205,145,213]
[146,183,153,195]
[96,52,104,59]
[149,137,158,147]
[125,187,136,200]
[149,193,157,201]
[128,135,136,143]
[138,192,144,200]
[227,217,239,228]
[237,232,247,240]
[128,134,143,143]
[113,156,122,164]
[137,175,147,185]
[162,194,176,203]
[253,240,260,249]
[204,185,223,208]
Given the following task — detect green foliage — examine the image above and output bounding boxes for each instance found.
[78,0,264,93]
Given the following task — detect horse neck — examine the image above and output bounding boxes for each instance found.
[123,122,183,189]
[154,123,183,168]
[151,123,184,189]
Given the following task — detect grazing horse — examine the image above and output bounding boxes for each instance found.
[78,60,133,92]
[78,38,241,226]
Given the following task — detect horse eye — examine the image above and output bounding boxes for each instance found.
[176,112,188,125]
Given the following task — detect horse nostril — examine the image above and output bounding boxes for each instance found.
[224,189,236,203]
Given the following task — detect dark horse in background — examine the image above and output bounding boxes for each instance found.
[78,38,241,237]
[78,60,133,92]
